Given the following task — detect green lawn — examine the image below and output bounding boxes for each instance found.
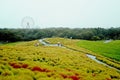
[77,40,120,61]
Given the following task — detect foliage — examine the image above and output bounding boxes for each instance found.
[91,36,101,41]
[0,27,120,42]
[46,38,120,72]
[0,39,120,80]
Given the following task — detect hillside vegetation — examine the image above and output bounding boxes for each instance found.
[0,38,120,80]
[46,38,120,71]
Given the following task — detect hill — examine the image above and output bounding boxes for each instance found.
[0,38,120,80]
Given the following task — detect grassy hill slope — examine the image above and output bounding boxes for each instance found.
[0,39,120,80]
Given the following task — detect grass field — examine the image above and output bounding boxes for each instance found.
[0,38,120,80]
[77,40,120,61]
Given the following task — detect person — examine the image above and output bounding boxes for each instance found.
[34,42,39,47]
[57,42,61,46]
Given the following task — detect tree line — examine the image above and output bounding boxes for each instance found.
[0,27,120,42]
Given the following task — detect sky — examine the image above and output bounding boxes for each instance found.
[0,0,120,29]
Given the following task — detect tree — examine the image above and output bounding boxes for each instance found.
[91,36,100,41]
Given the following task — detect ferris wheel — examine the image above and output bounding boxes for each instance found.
[21,16,35,29]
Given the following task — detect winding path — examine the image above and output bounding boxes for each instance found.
[39,39,64,47]
[39,39,120,72]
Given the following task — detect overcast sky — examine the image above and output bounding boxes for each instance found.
[0,0,120,28]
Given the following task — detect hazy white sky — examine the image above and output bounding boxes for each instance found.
[0,0,120,28]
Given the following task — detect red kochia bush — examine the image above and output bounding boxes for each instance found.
[31,66,50,72]
[32,66,43,72]
[60,73,80,80]
[9,62,21,68]
[9,62,28,69]
[69,75,79,80]
[9,62,50,73]
[9,62,16,66]
[13,64,21,68]
[22,64,28,68]
[42,68,50,72]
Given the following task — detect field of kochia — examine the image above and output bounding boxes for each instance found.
[0,38,120,80]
